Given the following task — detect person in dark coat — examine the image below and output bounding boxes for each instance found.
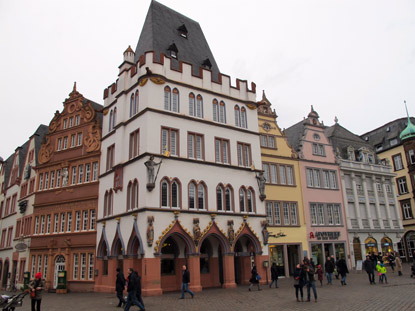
[180,265,194,299]
[249,265,261,291]
[115,268,126,307]
[134,271,145,309]
[304,262,317,302]
[28,272,45,311]
[363,255,376,284]
[124,268,145,311]
[293,264,305,302]
[269,263,279,288]
[337,257,349,285]
[387,253,395,272]
[324,256,335,285]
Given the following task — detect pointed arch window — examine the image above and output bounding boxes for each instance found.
[216,185,224,211]
[171,180,180,208]
[239,188,246,212]
[133,180,139,209]
[241,107,247,128]
[113,107,117,129]
[164,86,171,111]
[219,101,226,123]
[225,186,233,211]
[104,190,113,217]
[198,183,206,210]
[189,182,196,209]
[130,93,135,117]
[160,178,181,209]
[212,99,219,122]
[189,93,195,116]
[134,90,139,114]
[234,105,241,127]
[247,188,254,213]
[172,88,179,112]
[127,181,132,211]
[109,110,113,131]
[196,95,203,118]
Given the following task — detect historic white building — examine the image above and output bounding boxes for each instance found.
[95,1,268,295]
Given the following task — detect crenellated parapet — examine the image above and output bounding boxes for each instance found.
[103,51,256,105]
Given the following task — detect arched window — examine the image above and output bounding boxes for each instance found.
[113,107,117,129]
[234,105,241,127]
[126,182,132,211]
[108,190,113,216]
[189,93,195,116]
[161,179,169,208]
[130,94,135,117]
[134,90,139,115]
[104,191,109,216]
[109,110,113,131]
[172,88,179,112]
[219,101,226,123]
[216,185,224,211]
[196,95,203,118]
[164,86,171,111]
[239,188,246,212]
[198,183,206,210]
[241,107,247,128]
[133,179,139,209]
[247,188,254,213]
[212,99,219,122]
[188,182,196,209]
[225,186,233,211]
[171,180,180,208]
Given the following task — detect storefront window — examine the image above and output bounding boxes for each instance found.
[311,244,323,266]
[269,245,285,276]
[381,237,393,255]
[406,232,415,258]
[335,243,345,260]
[397,241,406,258]
[364,237,378,255]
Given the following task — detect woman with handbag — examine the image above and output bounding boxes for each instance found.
[28,272,45,311]
[293,264,305,302]
[248,265,261,291]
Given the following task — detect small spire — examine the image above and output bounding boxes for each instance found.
[124,45,134,54]
[334,116,338,124]
[73,81,77,92]
[311,105,314,112]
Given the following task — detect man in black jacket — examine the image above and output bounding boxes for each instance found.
[363,255,376,284]
[124,268,145,311]
[180,265,194,299]
[304,262,317,302]
[134,271,145,309]
[115,268,126,307]
[324,256,334,285]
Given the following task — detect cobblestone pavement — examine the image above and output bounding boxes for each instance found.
[3,264,415,311]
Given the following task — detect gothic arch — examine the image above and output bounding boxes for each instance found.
[233,221,262,254]
[198,221,231,254]
[126,219,145,257]
[97,227,110,258]
[154,220,196,255]
[111,223,126,257]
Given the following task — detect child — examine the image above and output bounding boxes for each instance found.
[376,261,387,284]
[316,265,324,287]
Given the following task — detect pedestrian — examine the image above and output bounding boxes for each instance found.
[324,256,334,285]
[376,262,387,284]
[377,252,383,263]
[388,252,395,272]
[249,265,261,291]
[28,272,45,311]
[304,262,317,302]
[269,262,279,288]
[395,252,402,276]
[293,264,305,302]
[309,257,316,269]
[115,268,126,308]
[337,257,349,285]
[180,265,195,299]
[370,252,377,263]
[363,255,376,284]
[316,265,323,287]
[124,268,145,311]
[332,255,340,279]
[134,270,145,309]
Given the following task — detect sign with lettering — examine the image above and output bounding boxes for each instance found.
[309,231,340,240]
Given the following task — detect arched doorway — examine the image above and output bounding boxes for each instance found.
[364,237,378,255]
[199,236,224,288]
[53,255,65,289]
[112,238,124,272]
[233,236,257,285]
[353,237,362,263]
[405,231,415,260]
[2,260,9,289]
[381,236,393,255]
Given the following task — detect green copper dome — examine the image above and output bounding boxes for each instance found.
[399,102,415,141]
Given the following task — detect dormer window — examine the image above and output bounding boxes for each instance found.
[202,58,212,70]
[167,43,178,59]
[177,24,188,38]
[347,146,355,161]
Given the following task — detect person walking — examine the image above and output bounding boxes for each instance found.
[269,262,279,288]
[363,255,376,284]
[249,265,261,291]
[316,265,323,287]
[304,262,317,302]
[115,268,126,308]
[337,257,349,285]
[376,262,388,284]
[180,265,194,299]
[134,270,145,309]
[395,252,403,276]
[324,256,334,285]
[293,264,305,302]
[388,252,395,272]
[28,272,45,311]
[124,268,145,311]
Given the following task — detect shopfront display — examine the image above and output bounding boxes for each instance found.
[381,237,393,255]
[364,237,378,255]
[269,244,302,277]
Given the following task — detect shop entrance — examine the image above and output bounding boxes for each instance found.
[364,237,378,255]
[270,245,285,276]
[381,237,393,255]
[324,244,333,260]
[2,260,9,289]
[353,237,363,262]
[311,244,323,266]
[53,255,65,289]
[287,245,299,275]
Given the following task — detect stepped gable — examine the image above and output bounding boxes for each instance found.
[134,0,221,82]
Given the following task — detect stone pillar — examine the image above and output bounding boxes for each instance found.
[381,177,393,228]
[240,256,252,285]
[141,257,162,296]
[341,171,352,230]
[222,254,236,288]
[351,173,362,227]
[372,176,384,229]
[187,255,202,292]
[362,174,374,228]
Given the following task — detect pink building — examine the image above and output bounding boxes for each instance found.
[286,107,351,268]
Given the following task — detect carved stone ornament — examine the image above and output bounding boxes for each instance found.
[193,218,201,245]
[261,220,269,245]
[139,78,148,86]
[48,110,61,133]
[83,101,96,122]
[84,124,101,152]
[150,77,165,85]
[227,220,235,245]
[147,216,154,247]
[38,137,53,164]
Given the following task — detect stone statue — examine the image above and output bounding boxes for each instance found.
[147,216,154,247]
[193,218,201,245]
[256,171,266,201]
[144,155,162,190]
[62,168,69,187]
[261,221,269,245]
[227,220,235,245]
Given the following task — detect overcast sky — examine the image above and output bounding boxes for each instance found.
[0,0,414,160]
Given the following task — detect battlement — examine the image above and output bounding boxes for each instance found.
[103,51,256,104]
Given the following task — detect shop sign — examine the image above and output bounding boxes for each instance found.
[309,231,340,241]
[15,242,28,252]
[366,243,376,247]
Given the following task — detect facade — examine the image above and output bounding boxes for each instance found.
[326,122,404,268]
[286,107,351,268]
[362,117,415,261]
[31,85,102,291]
[257,94,308,277]
[95,1,268,296]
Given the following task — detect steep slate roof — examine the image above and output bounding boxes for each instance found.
[3,154,14,189]
[32,125,49,166]
[325,123,375,160]
[361,117,415,152]
[134,0,221,82]
[285,120,306,152]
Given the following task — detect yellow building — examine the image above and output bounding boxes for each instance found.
[362,117,415,261]
[257,93,308,277]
